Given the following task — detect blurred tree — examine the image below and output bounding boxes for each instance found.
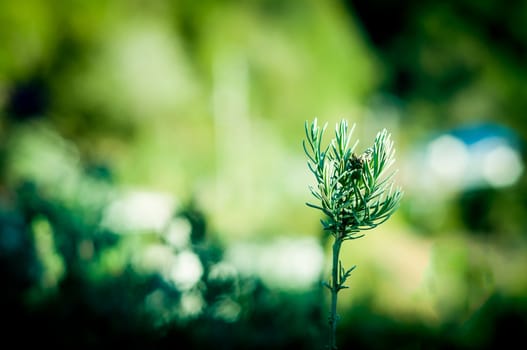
[346,0,527,137]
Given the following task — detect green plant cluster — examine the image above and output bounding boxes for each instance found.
[303,118,403,349]
[303,118,403,240]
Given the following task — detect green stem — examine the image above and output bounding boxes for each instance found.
[329,236,342,350]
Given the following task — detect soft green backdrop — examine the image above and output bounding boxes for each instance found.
[1,0,526,348]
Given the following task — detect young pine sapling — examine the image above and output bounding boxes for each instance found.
[303,119,403,349]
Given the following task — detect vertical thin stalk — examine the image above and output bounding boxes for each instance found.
[329,236,342,350]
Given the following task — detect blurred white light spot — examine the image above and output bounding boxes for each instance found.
[102,190,177,233]
[165,217,191,249]
[427,135,469,182]
[208,262,238,283]
[179,290,205,319]
[225,237,324,291]
[168,250,203,291]
[483,145,523,188]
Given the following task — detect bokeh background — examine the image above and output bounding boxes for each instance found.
[1,0,527,348]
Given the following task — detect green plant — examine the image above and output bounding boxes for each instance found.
[303,118,403,349]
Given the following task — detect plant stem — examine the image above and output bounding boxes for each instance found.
[329,235,342,350]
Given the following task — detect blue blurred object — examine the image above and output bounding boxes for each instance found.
[449,122,523,149]
[419,122,524,192]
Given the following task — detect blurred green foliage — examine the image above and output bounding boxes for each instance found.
[1,0,527,348]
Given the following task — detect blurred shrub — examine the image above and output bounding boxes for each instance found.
[0,172,328,348]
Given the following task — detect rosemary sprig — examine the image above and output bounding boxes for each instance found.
[303,118,403,349]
